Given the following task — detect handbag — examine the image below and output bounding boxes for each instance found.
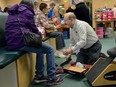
[17,16,42,48]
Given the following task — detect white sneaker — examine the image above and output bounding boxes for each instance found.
[54,50,66,58]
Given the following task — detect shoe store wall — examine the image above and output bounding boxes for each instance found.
[92,0,116,28]
[0,0,70,13]
[0,0,21,10]
[0,0,6,10]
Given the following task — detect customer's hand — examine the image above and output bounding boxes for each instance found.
[63,48,73,55]
[56,24,61,29]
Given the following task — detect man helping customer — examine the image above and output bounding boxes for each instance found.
[63,12,102,65]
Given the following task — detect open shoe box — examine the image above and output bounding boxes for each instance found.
[62,64,92,77]
[60,55,92,76]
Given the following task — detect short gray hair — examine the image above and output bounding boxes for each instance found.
[34,0,39,5]
[20,0,34,9]
[50,1,56,6]
[68,13,76,20]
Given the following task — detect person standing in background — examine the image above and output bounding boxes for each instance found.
[74,0,92,26]
[47,1,56,18]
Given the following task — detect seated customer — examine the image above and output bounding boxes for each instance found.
[34,2,66,58]
[5,0,63,86]
[47,1,56,18]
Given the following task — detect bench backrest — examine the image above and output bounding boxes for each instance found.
[0,12,8,47]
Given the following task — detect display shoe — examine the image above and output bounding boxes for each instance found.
[54,50,66,58]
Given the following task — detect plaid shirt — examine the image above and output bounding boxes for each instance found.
[34,8,54,29]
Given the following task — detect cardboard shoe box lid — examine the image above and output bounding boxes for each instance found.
[63,65,86,73]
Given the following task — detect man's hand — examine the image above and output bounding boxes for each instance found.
[63,48,73,55]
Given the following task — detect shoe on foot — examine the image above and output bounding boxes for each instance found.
[56,68,64,75]
[32,75,47,84]
[46,75,63,86]
[55,50,66,58]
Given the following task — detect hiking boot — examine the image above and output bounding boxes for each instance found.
[46,75,63,86]
[32,75,47,84]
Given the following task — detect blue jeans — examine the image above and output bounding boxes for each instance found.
[49,31,65,50]
[20,42,56,79]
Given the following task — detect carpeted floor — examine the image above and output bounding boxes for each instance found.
[29,38,116,87]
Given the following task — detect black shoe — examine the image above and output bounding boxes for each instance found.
[46,75,63,86]
[32,75,47,84]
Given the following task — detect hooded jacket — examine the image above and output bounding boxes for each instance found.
[74,2,91,24]
[5,4,40,50]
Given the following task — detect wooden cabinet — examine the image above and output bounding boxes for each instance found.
[92,0,116,28]
[95,20,114,37]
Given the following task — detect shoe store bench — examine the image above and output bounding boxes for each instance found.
[0,12,56,87]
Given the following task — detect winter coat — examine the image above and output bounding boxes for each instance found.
[5,4,40,50]
[74,2,91,24]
